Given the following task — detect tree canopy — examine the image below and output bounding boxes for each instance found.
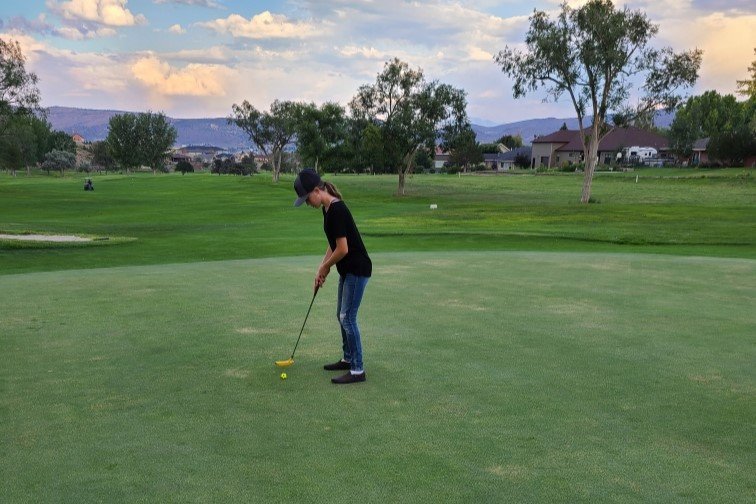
[295,102,348,172]
[229,99,301,183]
[350,57,469,195]
[106,112,177,173]
[736,48,756,100]
[495,0,701,202]
[669,91,742,158]
[0,38,41,136]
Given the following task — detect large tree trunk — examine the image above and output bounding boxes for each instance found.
[397,169,406,196]
[272,150,281,183]
[580,125,601,204]
[397,147,418,196]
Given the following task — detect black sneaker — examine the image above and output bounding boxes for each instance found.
[323,360,351,371]
[331,372,366,384]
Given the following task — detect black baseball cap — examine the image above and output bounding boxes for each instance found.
[293,168,321,207]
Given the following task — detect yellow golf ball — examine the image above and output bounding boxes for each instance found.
[280,372,287,380]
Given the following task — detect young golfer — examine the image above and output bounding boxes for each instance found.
[293,169,372,384]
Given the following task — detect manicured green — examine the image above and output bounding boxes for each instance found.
[1,170,754,502]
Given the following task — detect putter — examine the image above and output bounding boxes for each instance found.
[275,286,319,368]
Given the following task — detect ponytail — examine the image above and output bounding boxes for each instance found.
[321,180,343,200]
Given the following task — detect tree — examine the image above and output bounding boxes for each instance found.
[0,141,22,176]
[175,159,194,175]
[42,149,76,176]
[211,157,228,175]
[497,134,523,150]
[0,38,41,137]
[106,112,176,173]
[138,112,177,174]
[348,120,385,173]
[47,130,76,154]
[495,0,702,203]
[668,91,743,159]
[239,154,257,174]
[414,148,433,172]
[736,48,756,100]
[448,127,483,171]
[296,102,348,172]
[0,114,49,174]
[106,113,143,171]
[91,140,115,171]
[513,152,531,169]
[350,58,470,195]
[706,96,756,166]
[229,99,301,182]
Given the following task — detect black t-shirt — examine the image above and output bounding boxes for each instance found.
[323,200,372,277]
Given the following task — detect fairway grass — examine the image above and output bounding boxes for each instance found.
[2,251,754,502]
[1,171,754,276]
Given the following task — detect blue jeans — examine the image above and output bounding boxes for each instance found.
[337,274,369,373]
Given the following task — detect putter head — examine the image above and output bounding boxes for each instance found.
[275,358,294,368]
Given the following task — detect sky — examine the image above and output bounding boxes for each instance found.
[0,0,753,125]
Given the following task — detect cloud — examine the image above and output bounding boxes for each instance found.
[336,46,385,60]
[467,46,494,62]
[131,55,232,96]
[656,11,756,94]
[153,0,223,8]
[3,15,56,36]
[47,0,147,27]
[197,11,320,39]
[168,24,185,34]
[58,26,117,39]
[163,46,233,64]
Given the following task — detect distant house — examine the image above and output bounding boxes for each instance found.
[690,137,756,167]
[691,137,710,165]
[175,145,226,164]
[531,127,670,169]
[483,146,532,171]
[72,133,85,144]
[433,146,450,170]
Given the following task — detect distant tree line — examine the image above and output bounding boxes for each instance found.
[230,58,474,195]
[666,50,756,166]
[2,13,753,200]
[669,90,756,166]
[0,39,78,176]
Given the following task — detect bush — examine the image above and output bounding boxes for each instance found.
[469,163,489,172]
[175,160,194,175]
[513,153,530,169]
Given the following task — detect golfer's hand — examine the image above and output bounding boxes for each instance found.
[315,265,330,289]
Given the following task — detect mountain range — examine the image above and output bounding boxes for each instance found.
[46,106,675,150]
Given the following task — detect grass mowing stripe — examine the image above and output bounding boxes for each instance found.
[2,251,753,502]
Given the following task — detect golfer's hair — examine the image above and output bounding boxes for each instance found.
[321,181,343,200]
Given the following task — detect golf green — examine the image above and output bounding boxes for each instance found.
[2,251,753,502]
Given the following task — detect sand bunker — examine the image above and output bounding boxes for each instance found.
[0,234,92,242]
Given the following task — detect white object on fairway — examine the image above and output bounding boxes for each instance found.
[430,204,438,210]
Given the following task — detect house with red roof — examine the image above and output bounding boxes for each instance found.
[531,127,670,169]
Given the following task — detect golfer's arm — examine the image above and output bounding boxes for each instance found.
[321,247,332,266]
[322,238,348,269]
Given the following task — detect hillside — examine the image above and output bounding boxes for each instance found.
[46,107,251,150]
[46,106,675,149]
[472,111,674,143]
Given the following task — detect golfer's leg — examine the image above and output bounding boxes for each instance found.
[337,275,350,363]
[339,274,368,373]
